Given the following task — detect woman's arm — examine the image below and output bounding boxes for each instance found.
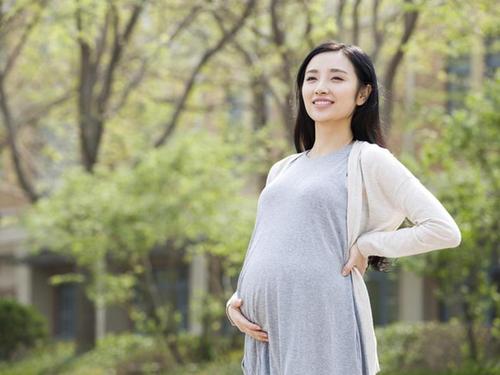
[355,147,461,258]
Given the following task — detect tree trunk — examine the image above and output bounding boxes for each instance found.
[461,283,478,361]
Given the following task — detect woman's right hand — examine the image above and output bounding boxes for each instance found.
[227,297,269,343]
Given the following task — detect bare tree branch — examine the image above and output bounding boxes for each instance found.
[94,2,111,71]
[0,74,38,201]
[108,3,204,117]
[0,0,36,36]
[370,0,384,64]
[75,0,146,171]
[97,0,145,114]
[21,90,74,128]
[108,57,147,116]
[3,2,47,77]
[225,34,285,131]
[75,0,96,170]
[382,0,420,133]
[352,0,362,45]
[301,0,315,50]
[269,0,296,139]
[168,4,204,43]
[335,0,347,41]
[154,0,257,148]
[0,1,48,202]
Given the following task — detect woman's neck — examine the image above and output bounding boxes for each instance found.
[309,124,354,157]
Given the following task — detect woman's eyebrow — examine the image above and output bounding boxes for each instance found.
[306,68,348,74]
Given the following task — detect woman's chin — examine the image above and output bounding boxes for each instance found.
[309,114,346,123]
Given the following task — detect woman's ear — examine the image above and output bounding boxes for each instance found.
[356,84,372,106]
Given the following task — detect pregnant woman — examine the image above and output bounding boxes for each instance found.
[225,40,461,375]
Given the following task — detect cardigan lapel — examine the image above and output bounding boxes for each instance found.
[347,139,381,375]
[346,139,364,257]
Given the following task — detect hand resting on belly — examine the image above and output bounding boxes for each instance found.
[227,296,269,343]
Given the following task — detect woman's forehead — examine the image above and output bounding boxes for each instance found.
[306,51,354,74]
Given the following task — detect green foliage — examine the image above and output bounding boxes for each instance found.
[0,332,233,375]
[375,319,499,372]
[22,127,258,331]
[0,334,164,375]
[1,322,499,375]
[0,341,72,375]
[66,333,166,375]
[0,299,48,361]
[398,72,500,360]
[167,350,244,375]
[381,363,500,375]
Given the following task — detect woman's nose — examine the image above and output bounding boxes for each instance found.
[315,86,329,94]
[314,81,330,94]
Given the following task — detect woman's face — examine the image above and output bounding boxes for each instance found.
[301,51,370,126]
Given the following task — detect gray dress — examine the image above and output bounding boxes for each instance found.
[236,142,367,375]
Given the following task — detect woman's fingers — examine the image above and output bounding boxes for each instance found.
[343,243,369,276]
[229,298,269,342]
[239,318,269,342]
[230,299,263,329]
[246,327,269,342]
[362,262,368,276]
[246,320,263,331]
[253,330,269,342]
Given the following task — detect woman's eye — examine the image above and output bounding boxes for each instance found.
[305,77,343,81]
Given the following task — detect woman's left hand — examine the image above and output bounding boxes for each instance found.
[342,242,368,277]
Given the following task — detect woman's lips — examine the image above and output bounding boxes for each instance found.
[313,100,334,108]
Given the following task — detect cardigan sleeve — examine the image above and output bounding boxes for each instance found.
[355,147,462,258]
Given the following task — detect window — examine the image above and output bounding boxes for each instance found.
[445,54,470,114]
[484,35,500,78]
[54,283,76,339]
[153,263,190,331]
[365,270,399,326]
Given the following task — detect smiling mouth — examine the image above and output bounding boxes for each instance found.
[313,100,334,106]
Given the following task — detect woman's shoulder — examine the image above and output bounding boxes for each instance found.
[266,151,304,185]
[273,151,304,166]
[358,141,415,182]
[359,141,397,166]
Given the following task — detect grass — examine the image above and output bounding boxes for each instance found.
[0,341,73,375]
[0,332,498,375]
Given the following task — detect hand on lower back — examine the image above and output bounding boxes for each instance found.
[229,298,269,343]
[342,242,369,277]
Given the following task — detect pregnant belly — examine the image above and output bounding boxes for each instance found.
[238,252,342,331]
[238,258,276,329]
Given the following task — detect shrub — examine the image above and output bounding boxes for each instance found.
[0,299,48,360]
[376,319,500,373]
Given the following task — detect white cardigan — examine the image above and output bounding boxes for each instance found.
[226,139,461,374]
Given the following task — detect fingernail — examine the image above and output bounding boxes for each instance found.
[342,269,348,276]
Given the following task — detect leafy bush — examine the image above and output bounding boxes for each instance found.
[1,321,499,374]
[0,299,48,360]
[65,333,168,375]
[0,341,72,375]
[376,319,500,373]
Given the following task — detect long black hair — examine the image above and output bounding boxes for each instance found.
[293,40,391,273]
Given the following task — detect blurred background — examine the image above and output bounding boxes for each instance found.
[0,0,498,374]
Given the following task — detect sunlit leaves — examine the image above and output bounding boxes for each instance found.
[23,128,258,305]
